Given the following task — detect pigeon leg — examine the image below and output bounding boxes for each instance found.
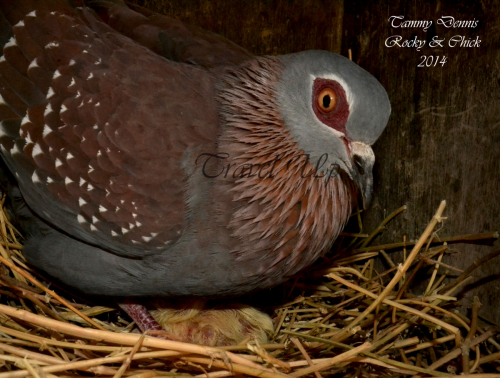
[118,300,169,336]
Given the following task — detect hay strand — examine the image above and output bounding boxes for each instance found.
[0,197,499,377]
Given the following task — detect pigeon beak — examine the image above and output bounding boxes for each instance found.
[349,142,375,209]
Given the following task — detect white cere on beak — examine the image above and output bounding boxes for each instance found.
[351,141,375,166]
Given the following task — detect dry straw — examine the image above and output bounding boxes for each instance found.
[0,194,499,377]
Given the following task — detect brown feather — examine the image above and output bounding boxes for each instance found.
[215,57,356,285]
[0,5,221,255]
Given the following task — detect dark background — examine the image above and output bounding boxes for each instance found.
[129,0,500,321]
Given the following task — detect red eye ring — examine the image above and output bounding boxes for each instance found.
[312,78,349,134]
[317,88,338,113]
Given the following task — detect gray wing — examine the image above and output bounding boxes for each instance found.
[0,1,220,257]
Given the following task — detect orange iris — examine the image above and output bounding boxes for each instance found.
[317,88,338,113]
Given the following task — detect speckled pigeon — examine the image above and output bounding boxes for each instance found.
[0,0,390,336]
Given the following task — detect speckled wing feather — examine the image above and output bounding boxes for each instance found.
[0,1,219,257]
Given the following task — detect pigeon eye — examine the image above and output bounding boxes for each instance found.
[312,78,349,134]
[317,88,337,113]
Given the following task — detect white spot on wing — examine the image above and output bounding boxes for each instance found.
[55,158,63,167]
[87,72,93,80]
[46,87,55,99]
[14,20,24,28]
[47,177,54,184]
[21,115,31,127]
[79,198,86,206]
[32,144,43,158]
[11,143,22,156]
[64,177,73,185]
[69,59,76,66]
[44,104,53,117]
[68,78,76,88]
[77,214,86,224]
[142,236,152,242]
[111,230,118,237]
[26,10,37,17]
[24,133,33,144]
[92,216,99,224]
[28,59,39,70]
[42,126,52,137]
[5,37,17,48]
[60,104,68,113]
[53,70,61,79]
[90,224,97,231]
[32,170,41,183]
[99,205,107,213]
[46,41,59,48]
[121,227,129,234]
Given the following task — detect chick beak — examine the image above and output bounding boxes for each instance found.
[349,142,375,209]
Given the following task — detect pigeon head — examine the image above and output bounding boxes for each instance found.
[276,50,391,208]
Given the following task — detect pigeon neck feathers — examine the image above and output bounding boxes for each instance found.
[216,57,356,283]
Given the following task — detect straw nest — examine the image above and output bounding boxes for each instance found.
[0,194,499,378]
